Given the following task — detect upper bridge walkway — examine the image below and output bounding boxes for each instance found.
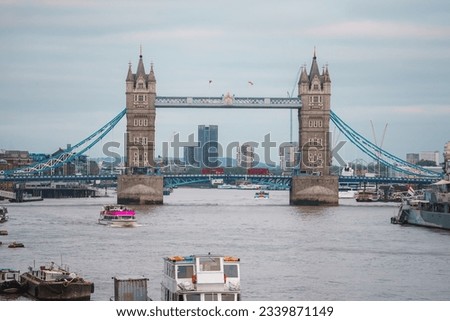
[155,96,302,109]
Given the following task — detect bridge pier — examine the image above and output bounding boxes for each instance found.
[289,176,338,206]
[117,175,163,205]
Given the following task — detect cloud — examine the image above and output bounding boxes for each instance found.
[111,28,225,43]
[388,105,450,115]
[305,20,450,39]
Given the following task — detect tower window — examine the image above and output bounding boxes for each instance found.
[134,94,146,102]
[308,119,323,128]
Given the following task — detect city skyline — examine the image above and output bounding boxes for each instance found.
[1,1,449,165]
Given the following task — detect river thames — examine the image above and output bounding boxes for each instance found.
[1,188,450,301]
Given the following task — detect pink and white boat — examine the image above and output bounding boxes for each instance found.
[99,204,137,227]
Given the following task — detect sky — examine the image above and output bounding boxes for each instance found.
[1,0,449,166]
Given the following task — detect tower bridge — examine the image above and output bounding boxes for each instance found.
[1,51,443,205]
[119,51,337,205]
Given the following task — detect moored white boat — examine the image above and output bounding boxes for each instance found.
[355,186,380,202]
[217,184,238,189]
[99,204,137,227]
[0,268,26,294]
[161,254,241,301]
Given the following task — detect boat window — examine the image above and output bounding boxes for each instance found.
[224,264,238,278]
[221,294,236,301]
[199,257,221,272]
[177,265,193,278]
[185,294,201,301]
[204,293,218,301]
[165,262,175,278]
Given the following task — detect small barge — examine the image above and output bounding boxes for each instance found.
[20,262,94,300]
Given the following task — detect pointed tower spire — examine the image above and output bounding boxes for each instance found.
[136,53,146,78]
[148,62,156,82]
[126,61,134,82]
[299,65,309,84]
[323,64,331,83]
[309,49,321,82]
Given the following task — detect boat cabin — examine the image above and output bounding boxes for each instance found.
[0,268,20,283]
[161,254,240,301]
[28,263,76,282]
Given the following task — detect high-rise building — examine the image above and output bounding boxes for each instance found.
[419,151,439,165]
[238,143,255,168]
[183,146,198,167]
[406,153,419,165]
[279,143,298,171]
[196,125,219,168]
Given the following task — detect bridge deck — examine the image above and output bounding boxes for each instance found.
[155,96,302,109]
[0,174,439,186]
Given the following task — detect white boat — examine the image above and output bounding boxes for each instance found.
[254,191,270,199]
[99,204,137,227]
[217,184,238,189]
[341,164,354,177]
[0,268,25,294]
[0,206,8,223]
[238,183,262,190]
[355,187,380,202]
[161,254,241,301]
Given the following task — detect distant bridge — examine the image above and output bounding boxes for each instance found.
[1,173,439,188]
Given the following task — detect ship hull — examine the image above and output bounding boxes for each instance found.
[20,273,94,300]
[405,208,450,230]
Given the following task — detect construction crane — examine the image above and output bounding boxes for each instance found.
[370,120,388,176]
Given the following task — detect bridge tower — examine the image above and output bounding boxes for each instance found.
[117,52,163,205]
[125,53,156,172]
[290,51,338,205]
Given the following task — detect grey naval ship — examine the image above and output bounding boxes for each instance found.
[391,142,450,230]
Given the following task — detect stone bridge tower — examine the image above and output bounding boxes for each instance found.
[125,53,156,173]
[290,51,338,205]
[298,51,332,175]
[118,53,163,205]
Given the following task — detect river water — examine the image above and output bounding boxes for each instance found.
[1,188,450,301]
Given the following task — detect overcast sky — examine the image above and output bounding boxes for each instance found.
[1,0,449,165]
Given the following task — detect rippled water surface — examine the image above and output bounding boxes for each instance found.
[2,188,450,301]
